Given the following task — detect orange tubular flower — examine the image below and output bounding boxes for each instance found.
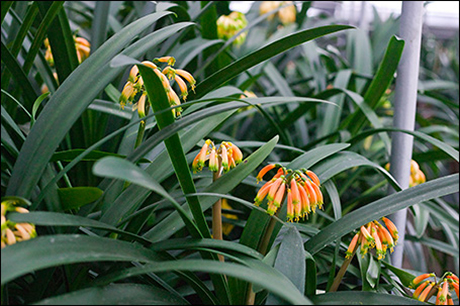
[413,281,430,299]
[257,164,277,182]
[360,225,374,244]
[409,273,435,288]
[450,280,459,299]
[303,179,318,212]
[360,235,369,257]
[208,147,219,172]
[254,180,275,206]
[229,142,243,164]
[436,287,443,305]
[273,181,286,208]
[192,140,210,173]
[286,188,294,222]
[371,226,385,260]
[439,279,449,304]
[267,177,284,202]
[174,74,188,100]
[375,221,395,252]
[155,56,176,66]
[382,217,399,241]
[418,282,435,302]
[175,69,196,92]
[309,181,323,209]
[346,232,360,259]
[220,144,229,171]
[305,170,321,187]
[298,183,311,216]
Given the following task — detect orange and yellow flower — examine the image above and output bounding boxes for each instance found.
[118,56,195,118]
[191,140,244,174]
[344,218,399,261]
[253,164,323,222]
[408,271,459,304]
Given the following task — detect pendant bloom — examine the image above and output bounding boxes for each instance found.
[1,200,37,248]
[192,140,243,174]
[119,56,196,118]
[253,164,323,222]
[344,218,399,260]
[408,271,459,304]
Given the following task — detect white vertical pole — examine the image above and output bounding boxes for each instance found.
[388,1,425,268]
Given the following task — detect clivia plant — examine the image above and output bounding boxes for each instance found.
[1,1,458,305]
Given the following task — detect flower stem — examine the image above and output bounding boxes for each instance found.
[329,240,359,292]
[212,168,224,262]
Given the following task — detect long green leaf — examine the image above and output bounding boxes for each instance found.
[5,13,183,198]
[92,156,201,238]
[137,63,209,238]
[190,25,354,99]
[266,226,306,304]
[34,283,189,305]
[93,259,311,305]
[1,235,163,285]
[304,174,459,255]
[310,292,425,305]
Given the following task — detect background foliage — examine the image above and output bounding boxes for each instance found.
[1,1,458,305]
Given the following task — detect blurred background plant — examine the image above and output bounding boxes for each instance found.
[1,1,458,305]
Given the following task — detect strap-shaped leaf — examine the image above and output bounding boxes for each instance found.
[5,12,177,198]
[305,174,459,255]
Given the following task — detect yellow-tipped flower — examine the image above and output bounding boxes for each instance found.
[410,273,436,288]
[256,164,277,182]
[119,57,195,119]
[382,216,399,241]
[155,56,176,66]
[346,218,398,260]
[418,282,435,302]
[345,232,360,259]
[413,280,430,299]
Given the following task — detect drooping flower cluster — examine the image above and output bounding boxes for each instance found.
[44,36,90,65]
[216,11,248,45]
[1,200,37,248]
[385,159,426,187]
[409,272,458,304]
[192,139,243,174]
[254,164,323,222]
[345,217,398,260]
[119,56,196,118]
[259,1,297,25]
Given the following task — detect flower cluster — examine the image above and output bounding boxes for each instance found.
[254,164,323,222]
[192,139,243,174]
[345,217,398,260]
[119,56,196,118]
[217,11,248,45]
[385,159,426,187]
[409,272,458,304]
[1,200,37,248]
[259,1,297,25]
[44,36,90,65]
